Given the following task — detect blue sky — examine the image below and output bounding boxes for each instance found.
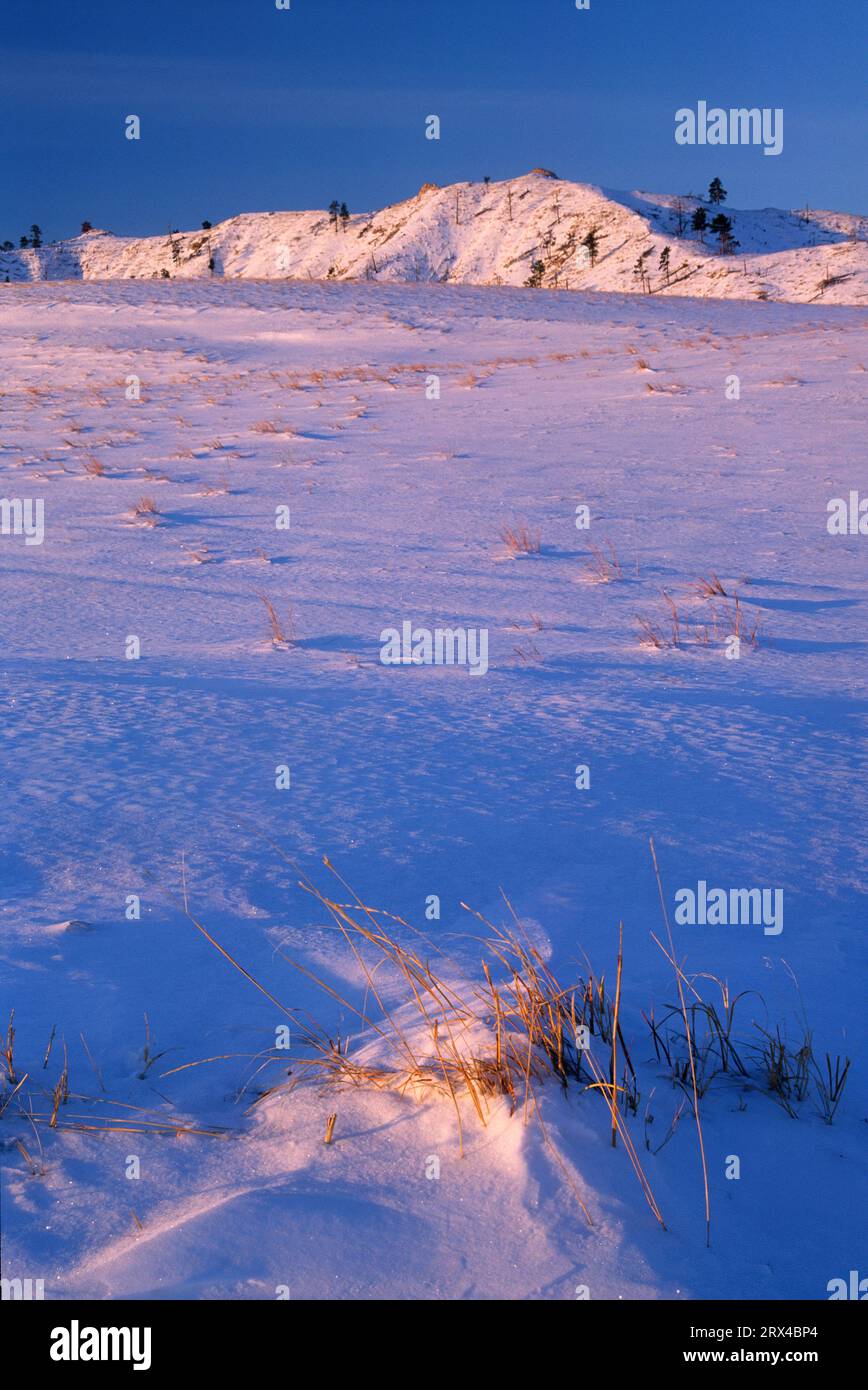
[3,0,866,240]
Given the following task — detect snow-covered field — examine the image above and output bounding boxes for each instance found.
[1,279,865,1300]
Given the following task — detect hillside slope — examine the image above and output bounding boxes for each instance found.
[3,171,867,303]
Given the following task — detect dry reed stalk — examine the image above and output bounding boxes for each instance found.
[649,837,711,1247]
[611,923,623,1148]
[586,540,623,582]
[258,593,294,648]
[2,1010,16,1084]
[662,591,681,645]
[0,1074,28,1118]
[79,1032,105,1093]
[15,1139,40,1176]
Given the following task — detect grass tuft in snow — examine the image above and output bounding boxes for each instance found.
[176,858,671,1232]
[500,522,541,557]
[695,572,728,598]
[585,539,623,583]
[258,592,295,649]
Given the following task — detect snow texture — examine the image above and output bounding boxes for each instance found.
[0,274,865,1300]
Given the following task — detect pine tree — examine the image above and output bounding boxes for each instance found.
[633,248,653,293]
[525,259,545,288]
[19,235,29,248]
[1,241,13,252]
[673,198,686,235]
[339,202,350,232]
[708,178,727,206]
[202,220,212,230]
[659,245,671,285]
[30,224,42,248]
[581,228,599,267]
[691,207,708,241]
[710,212,737,254]
[328,201,340,232]
[81,221,93,234]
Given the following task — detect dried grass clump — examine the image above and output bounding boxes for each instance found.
[643,967,850,1125]
[182,545,212,565]
[131,496,160,526]
[500,523,541,557]
[637,616,667,650]
[175,858,665,1231]
[637,591,760,651]
[695,573,728,598]
[0,1008,225,1150]
[259,593,295,648]
[751,1025,849,1124]
[163,847,855,1249]
[585,539,623,583]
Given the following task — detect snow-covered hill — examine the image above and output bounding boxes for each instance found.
[4,170,867,304]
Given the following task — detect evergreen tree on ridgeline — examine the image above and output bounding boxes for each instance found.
[581,227,599,267]
[711,212,738,254]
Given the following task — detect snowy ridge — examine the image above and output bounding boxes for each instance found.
[4,170,867,303]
